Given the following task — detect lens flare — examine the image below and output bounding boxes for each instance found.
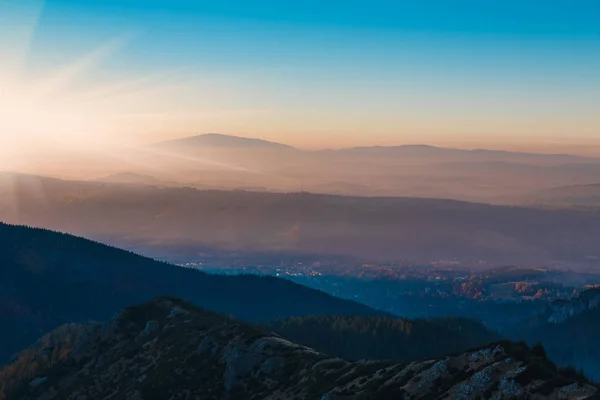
[0,1,192,162]
[0,0,193,218]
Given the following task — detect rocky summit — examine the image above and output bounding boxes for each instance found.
[1,298,597,400]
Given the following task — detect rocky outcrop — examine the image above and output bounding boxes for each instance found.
[1,297,596,400]
[548,288,600,324]
[28,378,47,388]
[138,320,159,338]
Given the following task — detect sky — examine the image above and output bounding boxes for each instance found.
[1,0,599,155]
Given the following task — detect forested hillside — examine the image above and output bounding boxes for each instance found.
[1,297,595,400]
[267,315,499,362]
[0,223,382,363]
[521,288,600,381]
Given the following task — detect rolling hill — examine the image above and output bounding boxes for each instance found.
[2,173,600,265]
[519,184,600,209]
[0,222,383,364]
[94,172,176,187]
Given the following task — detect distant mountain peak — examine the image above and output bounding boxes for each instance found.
[152,133,294,149]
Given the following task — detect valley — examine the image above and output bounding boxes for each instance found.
[1,222,599,384]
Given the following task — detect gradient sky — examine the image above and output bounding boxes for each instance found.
[1,0,600,154]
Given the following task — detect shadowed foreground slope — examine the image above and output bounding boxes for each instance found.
[0,297,596,400]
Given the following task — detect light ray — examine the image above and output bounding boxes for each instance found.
[0,2,201,215]
[78,67,191,101]
[34,34,134,100]
[0,1,275,213]
[138,148,269,176]
[0,0,45,79]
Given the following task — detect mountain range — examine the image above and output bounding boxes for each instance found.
[1,297,596,400]
[2,173,600,266]
[10,134,600,205]
[151,134,594,164]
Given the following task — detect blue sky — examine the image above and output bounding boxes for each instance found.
[4,0,600,151]
[39,0,600,37]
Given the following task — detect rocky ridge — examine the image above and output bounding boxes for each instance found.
[1,297,597,400]
[547,288,600,324]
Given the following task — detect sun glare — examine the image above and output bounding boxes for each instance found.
[0,79,92,152]
[0,1,190,165]
[0,0,199,220]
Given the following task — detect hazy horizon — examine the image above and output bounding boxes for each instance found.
[3,0,600,235]
[4,132,600,159]
[1,0,600,161]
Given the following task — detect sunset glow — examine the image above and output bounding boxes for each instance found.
[0,10,179,159]
[1,0,599,159]
[2,1,600,389]
[0,1,202,163]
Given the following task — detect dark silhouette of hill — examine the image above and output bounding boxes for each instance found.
[0,223,383,364]
[1,297,595,400]
[2,174,600,265]
[267,315,499,362]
